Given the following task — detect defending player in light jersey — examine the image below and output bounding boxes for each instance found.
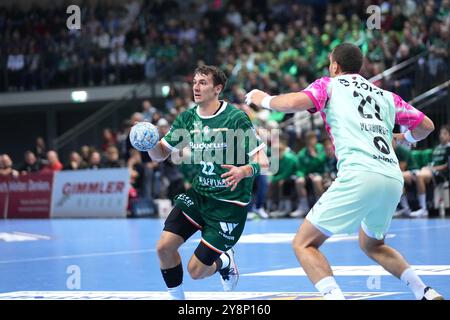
[148,65,269,300]
[246,43,444,300]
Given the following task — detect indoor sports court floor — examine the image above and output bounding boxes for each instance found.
[0,218,449,300]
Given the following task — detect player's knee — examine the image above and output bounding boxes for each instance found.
[291,235,307,253]
[156,239,175,259]
[187,264,205,280]
[359,238,383,255]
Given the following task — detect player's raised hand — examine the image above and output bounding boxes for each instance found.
[393,133,415,147]
[221,164,246,191]
[245,89,269,107]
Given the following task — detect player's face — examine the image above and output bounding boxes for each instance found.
[328,53,338,77]
[192,73,221,104]
[439,128,450,144]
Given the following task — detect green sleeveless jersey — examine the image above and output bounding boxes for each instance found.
[161,101,265,205]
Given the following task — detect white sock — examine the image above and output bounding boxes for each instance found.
[418,194,426,209]
[315,276,345,300]
[168,283,185,300]
[400,267,426,299]
[400,195,410,210]
[219,252,230,270]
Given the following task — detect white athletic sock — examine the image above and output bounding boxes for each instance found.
[400,195,410,210]
[219,252,230,270]
[168,283,185,300]
[400,267,426,299]
[418,194,426,209]
[314,276,345,300]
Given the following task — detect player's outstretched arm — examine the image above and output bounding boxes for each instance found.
[394,116,434,145]
[245,89,315,113]
[408,116,435,141]
[147,141,171,162]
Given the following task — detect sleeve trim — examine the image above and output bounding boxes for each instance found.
[303,90,320,113]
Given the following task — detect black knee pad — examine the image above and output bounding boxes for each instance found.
[163,206,199,241]
[194,241,221,266]
[161,263,183,288]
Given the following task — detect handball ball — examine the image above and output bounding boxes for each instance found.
[129,122,159,152]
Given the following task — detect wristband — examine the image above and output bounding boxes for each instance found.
[261,96,274,110]
[404,130,418,143]
[249,162,261,177]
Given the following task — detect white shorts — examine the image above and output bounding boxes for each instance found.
[306,170,403,240]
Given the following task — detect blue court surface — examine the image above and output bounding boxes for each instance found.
[0,218,449,300]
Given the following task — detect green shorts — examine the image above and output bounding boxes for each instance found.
[306,170,403,240]
[174,189,247,253]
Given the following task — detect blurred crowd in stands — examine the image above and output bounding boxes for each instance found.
[1,0,448,97]
[1,97,449,219]
[0,0,449,218]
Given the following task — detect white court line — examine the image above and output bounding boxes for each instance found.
[0,291,404,300]
[0,248,156,264]
[243,265,450,276]
[389,223,450,232]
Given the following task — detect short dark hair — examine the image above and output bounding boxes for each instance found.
[194,65,227,93]
[331,43,363,74]
[441,125,450,134]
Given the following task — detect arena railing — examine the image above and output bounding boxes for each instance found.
[53,82,149,151]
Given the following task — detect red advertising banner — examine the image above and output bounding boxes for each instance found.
[6,172,54,218]
[0,177,8,219]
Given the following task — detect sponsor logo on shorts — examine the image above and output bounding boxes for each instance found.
[219,222,238,240]
[220,222,237,234]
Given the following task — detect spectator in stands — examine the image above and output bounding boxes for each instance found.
[34,137,47,161]
[127,149,145,196]
[101,128,117,152]
[393,138,418,217]
[64,151,87,171]
[88,151,104,169]
[142,100,157,122]
[41,150,63,172]
[0,154,19,178]
[80,145,92,165]
[18,150,42,174]
[267,136,298,217]
[427,21,449,85]
[156,118,170,137]
[103,145,123,168]
[248,127,270,219]
[411,125,450,217]
[291,131,326,218]
[130,112,143,123]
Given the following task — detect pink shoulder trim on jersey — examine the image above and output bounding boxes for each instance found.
[392,93,425,130]
[301,77,331,113]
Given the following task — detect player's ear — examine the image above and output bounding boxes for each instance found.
[335,61,342,75]
[215,84,223,96]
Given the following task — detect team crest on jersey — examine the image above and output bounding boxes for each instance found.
[202,126,210,135]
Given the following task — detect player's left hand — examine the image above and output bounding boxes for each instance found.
[245,89,269,107]
[393,133,415,147]
[221,164,246,191]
